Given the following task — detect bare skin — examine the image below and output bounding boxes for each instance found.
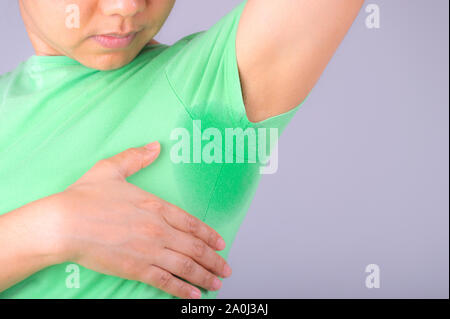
[0,142,231,299]
[1,0,364,298]
[18,0,175,70]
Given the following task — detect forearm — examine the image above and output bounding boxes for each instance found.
[0,196,67,292]
[0,143,230,299]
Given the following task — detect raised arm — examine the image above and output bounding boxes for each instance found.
[236,0,364,122]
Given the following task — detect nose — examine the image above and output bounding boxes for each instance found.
[100,0,146,17]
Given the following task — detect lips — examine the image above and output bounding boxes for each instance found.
[92,32,137,49]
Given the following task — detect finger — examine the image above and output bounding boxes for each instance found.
[166,228,231,278]
[98,142,161,179]
[157,248,223,291]
[142,265,202,299]
[157,199,226,251]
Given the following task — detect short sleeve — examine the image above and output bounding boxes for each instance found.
[164,0,308,137]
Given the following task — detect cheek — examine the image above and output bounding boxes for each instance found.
[32,1,92,51]
[146,0,175,25]
[59,2,97,45]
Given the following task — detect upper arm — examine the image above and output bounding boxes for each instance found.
[236,0,364,122]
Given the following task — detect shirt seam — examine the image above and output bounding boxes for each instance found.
[164,70,225,221]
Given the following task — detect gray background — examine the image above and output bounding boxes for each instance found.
[1,0,448,298]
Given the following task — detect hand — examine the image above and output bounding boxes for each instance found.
[54,141,231,299]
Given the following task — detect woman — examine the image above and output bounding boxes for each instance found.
[0,0,364,299]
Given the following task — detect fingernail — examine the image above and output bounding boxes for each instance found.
[211,278,222,290]
[222,264,232,277]
[216,237,226,250]
[145,141,160,151]
[190,289,202,299]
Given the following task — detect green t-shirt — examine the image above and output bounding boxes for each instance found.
[0,1,306,298]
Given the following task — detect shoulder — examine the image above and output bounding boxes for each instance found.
[131,32,205,68]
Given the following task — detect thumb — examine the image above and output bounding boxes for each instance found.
[103,141,161,179]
